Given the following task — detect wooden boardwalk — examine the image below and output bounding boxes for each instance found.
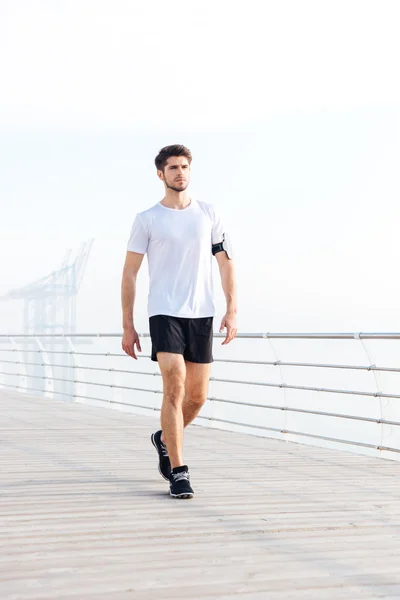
[1,389,400,600]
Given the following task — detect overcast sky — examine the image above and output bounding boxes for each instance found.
[0,0,399,335]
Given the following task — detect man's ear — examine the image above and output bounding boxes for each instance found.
[157,169,164,182]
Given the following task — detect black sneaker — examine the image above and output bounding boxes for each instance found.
[169,466,194,499]
[151,430,171,481]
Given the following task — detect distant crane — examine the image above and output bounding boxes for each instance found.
[3,239,93,335]
[1,240,94,399]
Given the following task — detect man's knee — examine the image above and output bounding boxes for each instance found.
[186,392,207,409]
[163,382,185,408]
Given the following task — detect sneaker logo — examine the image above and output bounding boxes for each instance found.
[160,442,168,457]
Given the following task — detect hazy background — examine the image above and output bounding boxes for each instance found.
[1,0,399,335]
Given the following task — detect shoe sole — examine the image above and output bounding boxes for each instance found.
[170,492,194,499]
[151,433,170,481]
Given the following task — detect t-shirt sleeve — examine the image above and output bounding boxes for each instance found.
[211,207,225,245]
[127,214,149,255]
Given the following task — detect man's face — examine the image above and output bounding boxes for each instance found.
[158,156,191,192]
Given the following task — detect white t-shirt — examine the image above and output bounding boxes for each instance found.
[127,199,225,318]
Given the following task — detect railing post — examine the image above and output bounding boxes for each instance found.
[111,356,122,408]
[34,336,54,399]
[65,336,86,403]
[357,334,384,453]
[9,336,28,393]
[265,334,287,437]
[65,336,77,403]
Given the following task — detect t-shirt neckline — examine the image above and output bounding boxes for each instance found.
[158,199,194,212]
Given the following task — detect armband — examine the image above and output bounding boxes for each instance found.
[212,234,233,259]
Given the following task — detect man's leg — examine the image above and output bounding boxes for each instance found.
[183,361,211,427]
[157,352,186,470]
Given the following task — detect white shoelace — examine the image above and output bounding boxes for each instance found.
[172,471,190,483]
[160,441,168,457]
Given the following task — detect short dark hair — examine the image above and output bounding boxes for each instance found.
[154,144,192,171]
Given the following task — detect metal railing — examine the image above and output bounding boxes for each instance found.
[1,332,399,459]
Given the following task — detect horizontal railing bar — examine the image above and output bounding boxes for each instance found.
[0,349,150,359]
[0,383,161,413]
[2,332,400,340]
[210,376,400,399]
[2,383,399,454]
[0,360,161,377]
[0,383,47,394]
[195,415,400,453]
[0,334,132,339]
[2,369,400,402]
[208,396,400,426]
[0,371,162,394]
[2,367,398,425]
[209,375,400,399]
[1,354,400,374]
[72,393,161,412]
[75,396,161,411]
[2,370,398,424]
[212,360,400,373]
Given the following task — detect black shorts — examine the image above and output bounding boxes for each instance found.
[149,315,214,364]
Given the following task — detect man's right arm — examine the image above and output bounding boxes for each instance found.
[121,251,145,359]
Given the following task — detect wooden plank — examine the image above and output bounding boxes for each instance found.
[1,389,400,600]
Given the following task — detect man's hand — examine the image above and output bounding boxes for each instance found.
[122,327,142,359]
[219,311,237,345]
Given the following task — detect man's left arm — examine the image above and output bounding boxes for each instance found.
[215,252,237,345]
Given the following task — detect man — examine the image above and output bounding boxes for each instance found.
[121,144,237,499]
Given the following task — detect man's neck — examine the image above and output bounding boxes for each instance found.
[161,190,191,210]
